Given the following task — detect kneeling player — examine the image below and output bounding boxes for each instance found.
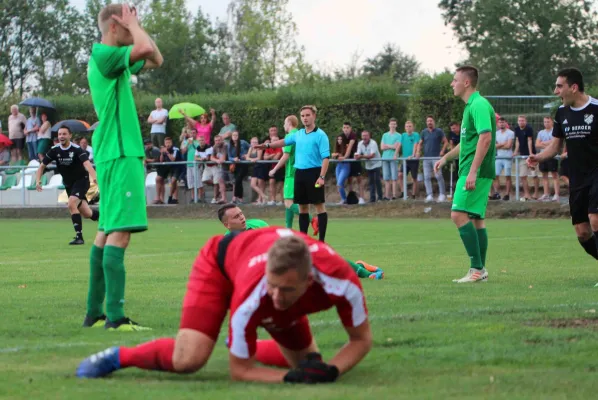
[36,126,99,245]
[77,229,373,383]
[218,203,384,279]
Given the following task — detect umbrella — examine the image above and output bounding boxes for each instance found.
[51,119,91,133]
[0,133,13,147]
[19,97,56,110]
[169,103,206,119]
[88,121,99,132]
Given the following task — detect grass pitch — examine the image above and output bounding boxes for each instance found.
[1,217,598,399]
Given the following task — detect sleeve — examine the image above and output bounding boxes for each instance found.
[526,127,533,138]
[76,147,90,163]
[552,108,564,138]
[42,148,55,165]
[92,45,145,79]
[227,145,235,160]
[508,130,515,140]
[284,132,296,146]
[471,103,493,135]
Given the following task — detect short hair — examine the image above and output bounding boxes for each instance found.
[517,115,527,120]
[498,117,506,122]
[270,125,278,129]
[557,68,585,92]
[544,116,553,121]
[10,104,18,110]
[361,130,371,136]
[217,203,237,222]
[449,121,460,126]
[58,126,72,134]
[343,121,352,126]
[456,65,479,88]
[98,4,123,33]
[425,115,435,120]
[389,118,397,123]
[286,115,299,128]
[300,105,317,115]
[266,236,312,280]
[405,120,413,125]
[164,136,172,141]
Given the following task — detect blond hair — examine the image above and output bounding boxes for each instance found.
[266,236,312,280]
[300,105,318,115]
[286,115,299,128]
[98,4,123,33]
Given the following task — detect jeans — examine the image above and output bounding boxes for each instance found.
[423,159,445,196]
[336,162,350,201]
[27,140,37,161]
[367,168,383,201]
[233,164,248,198]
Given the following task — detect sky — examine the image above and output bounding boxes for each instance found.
[72,0,466,74]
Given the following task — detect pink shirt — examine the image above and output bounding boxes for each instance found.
[195,123,213,145]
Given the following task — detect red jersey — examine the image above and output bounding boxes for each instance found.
[217,227,368,359]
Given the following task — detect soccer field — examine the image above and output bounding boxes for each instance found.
[1,218,598,399]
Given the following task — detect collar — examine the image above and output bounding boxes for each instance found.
[59,143,72,150]
[466,91,481,105]
[305,126,319,134]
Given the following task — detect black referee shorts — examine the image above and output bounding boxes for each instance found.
[569,181,598,225]
[294,167,325,205]
[65,178,90,201]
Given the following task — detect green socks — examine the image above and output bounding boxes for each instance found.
[458,222,483,270]
[86,245,105,318]
[285,208,294,228]
[348,260,372,278]
[103,245,126,322]
[477,228,488,267]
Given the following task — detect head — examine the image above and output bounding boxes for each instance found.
[300,105,317,128]
[164,136,173,149]
[144,139,152,149]
[268,126,279,139]
[555,68,585,106]
[57,126,72,146]
[405,120,414,133]
[79,137,88,149]
[426,115,435,129]
[222,113,231,125]
[342,122,352,135]
[10,105,18,116]
[155,98,163,109]
[214,135,223,147]
[250,136,259,146]
[517,115,527,129]
[199,113,209,124]
[198,135,206,147]
[389,118,397,131]
[98,4,134,46]
[231,130,240,143]
[361,130,371,143]
[450,121,460,134]
[190,128,197,138]
[41,112,48,122]
[217,204,246,231]
[498,117,507,130]
[335,134,347,153]
[543,116,554,130]
[29,107,37,117]
[284,115,299,133]
[451,65,479,98]
[266,236,313,311]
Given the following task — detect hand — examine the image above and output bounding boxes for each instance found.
[36,182,42,192]
[252,143,267,150]
[234,157,240,162]
[440,150,445,157]
[465,171,477,191]
[283,353,339,384]
[527,154,539,168]
[110,3,140,30]
[434,157,446,174]
[316,177,325,187]
[210,108,215,114]
[338,156,345,161]
[269,169,276,177]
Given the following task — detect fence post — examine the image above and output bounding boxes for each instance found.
[21,166,26,206]
[402,159,407,200]
[193,161,198,203]
[515,157,520,201]
[449,161,453,199]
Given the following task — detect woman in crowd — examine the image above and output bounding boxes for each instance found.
[37,112,52,162]
[332,134,350,204]
[179,107,216,145]
[248,136,268,205]
[228,131,250,203]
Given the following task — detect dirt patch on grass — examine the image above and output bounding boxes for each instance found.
[526,318,598,329]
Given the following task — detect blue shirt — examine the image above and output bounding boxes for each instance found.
[228,140,250,160]
[284,127,330,169]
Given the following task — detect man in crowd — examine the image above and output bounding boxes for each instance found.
[156,137,183,205]
[448,121,461,193]
[342,122,365,204]
[79,137,94,162]
[401,121,421,199]
[148,98,168,147]
[355,131,383,203]
[535,116,560,201]
[24,107,40,161]
[490,117,514,200]
[380,118,402,200]
[514,115,539,200]
[218,113,237,144]
[206,135,228,204]
[421,115,448,202]
[8,105,26,162]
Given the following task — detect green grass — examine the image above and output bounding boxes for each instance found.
[1,218,598,399]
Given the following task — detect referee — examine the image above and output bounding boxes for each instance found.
[256,105,331,241]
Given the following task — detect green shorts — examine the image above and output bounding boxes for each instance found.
[97,157,147,234]
[284,177,295,200]
[451,176,493,219]
[36,138,52,155]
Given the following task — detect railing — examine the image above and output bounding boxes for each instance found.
[0,155,562,206]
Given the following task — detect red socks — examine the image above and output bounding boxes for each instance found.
[254,339,290,368]
[119,338,176,371]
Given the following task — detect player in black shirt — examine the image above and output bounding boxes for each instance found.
[528,68,598,277]
[35,126,99,245]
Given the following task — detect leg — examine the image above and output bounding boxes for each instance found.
[315,202,327,242]
[472,218,488,267]
[375,169,383,200]
[170,177,179,201]
[68,196,84,240]
[155,176,165,203]
[367,170,376,202]
[542,171,550,197]
[269,178,276,203]
[435,163,446,196]
[85,231,107,322]
[423,160,433,197]
[532,175,540,198]
[262,316,318,368]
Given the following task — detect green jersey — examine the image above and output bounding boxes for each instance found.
[88,44,145,164]
[283,128,298,179]
[459,91,496,179]
[224,218,269,234]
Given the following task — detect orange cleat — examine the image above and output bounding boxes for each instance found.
[356,260,379,273]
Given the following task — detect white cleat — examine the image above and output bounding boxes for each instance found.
[453,268,488,283]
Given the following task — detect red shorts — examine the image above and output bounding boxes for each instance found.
[267,315,313,352]
[180,237,233,341]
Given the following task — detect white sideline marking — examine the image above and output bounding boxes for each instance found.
[3,301,598,354]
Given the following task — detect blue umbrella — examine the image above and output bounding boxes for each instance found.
[51,119,91,134]
[88,121,99,132]
[19,97,56,110]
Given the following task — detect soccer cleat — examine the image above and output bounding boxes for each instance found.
[105,317,152,332]
[311,215,319,237]
[82,314,107,328]
[69,236,85,245]
[76,347,121,378]
[368,270,385,280]
[356,260,380,273]
[452,268,488,283]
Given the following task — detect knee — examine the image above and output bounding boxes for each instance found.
[451,211,467,225]
[67,198,79,212]
[575,224,593,241]
[172,352,206,374]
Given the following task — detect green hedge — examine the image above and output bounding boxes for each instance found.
[1,79,408,145]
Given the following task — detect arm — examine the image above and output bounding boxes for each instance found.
[440,136,449,156]
[532,137,564,163]
[535,137,545,150]
[319,158,329,180]
[468,133,492,177]
[513,137,520,156]
[344,139,355,158]
[35,163,47,191]
[527,137,534,154]
[111,5,154,65]
[328,321,373,375]
[442,143,460,162]
[142,36,164,69]
[179,110,197,128]
[394,142,401,159]
[147,112,155,124]
[414,140,422,157]
[209,108,216,128]
[229,354,286,383]
[272,152,290,173]
[83,160,97,184]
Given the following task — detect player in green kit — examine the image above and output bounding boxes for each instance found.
[270,115,318,235]
[218,204,384,279]
[435,66,496,283]
[83,3,163,330]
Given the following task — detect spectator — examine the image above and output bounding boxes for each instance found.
[148,98,168,147]
[0,143,10,166]
[0,119,3,134]
[8,105,26,162]
[228,131,250,203]
[448,121,461,177]
[264,127,283,205]
[193,135,212,202]
[37,112,52,162]
[421,115,448,202]
[491,117,514,200]
[156,137,183,205]
[218,113,237,144]
[355,130,383,203]
[401,120,421,199]
[247,136,268,204]
[144,138,160,173]
[559,143,569,189]
[380,117,402,200]
[535,116,560,201]
[514,115,539,200]
[181,128,202,195]
[24,107,40,161]
[180,108,216,145]
[206,134,227,204]
[79,137,94,161]
[332,134,350,204]
[342,122,365,204]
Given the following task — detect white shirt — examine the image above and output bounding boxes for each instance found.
[82,145,93,160]
[356,139,382,170]
[536,129,553,153]
[496,129,514,158]
[150,109,169,134]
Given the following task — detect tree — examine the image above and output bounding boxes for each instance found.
[439,0,598,94]
[363,44,421,85]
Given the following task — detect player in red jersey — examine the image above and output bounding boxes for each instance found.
[76,228,373,384]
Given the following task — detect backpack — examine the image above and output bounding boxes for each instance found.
[346,190,359,205]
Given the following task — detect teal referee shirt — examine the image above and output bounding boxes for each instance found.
[284,126,330,169]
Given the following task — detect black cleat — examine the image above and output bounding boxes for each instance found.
[82,314,107,328]
[70,236,85,245]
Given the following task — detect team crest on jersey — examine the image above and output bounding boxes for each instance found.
[69,152,74,158]
[584,114,594,125]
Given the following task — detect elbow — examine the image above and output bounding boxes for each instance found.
[229,366,248,382]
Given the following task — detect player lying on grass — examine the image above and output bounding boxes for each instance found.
[35,126,99,245]
[77,228,373,384]
[218,203,384,279]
